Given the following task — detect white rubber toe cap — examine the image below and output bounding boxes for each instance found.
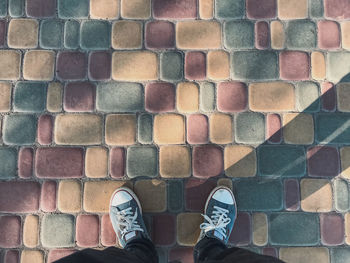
[111,190,133,206]
[212,188,234,205]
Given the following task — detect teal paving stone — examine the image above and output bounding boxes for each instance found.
[235,112,265,144]
[327,52,350,83]
[41,214,75,248]
[233,179,283,211]
[127,146,158,178]
[96,82,143,112]
[309,0,323,17]
[285,20,317,49]
[296,81,320,112]
[232,51,278,80]
[9,0,24,17]
[258,146,306,177]
[224,21,254,49]
[0,0,7,16]
[167,180,183,213]
[215,0,245,19]
[315,113,350,144]
[3,115,36,145]
[13,82,46,112]
[160,52,183,81]
[64,20,80,49]
[334,179,349,212]
[269,213,319,246]
[80,21,110,50]
[331,248,350,263]
[58,0,89,18]
[40,19,64,49]
[200,82,215,112]
[138,113,153,144]
[0,148,17,179]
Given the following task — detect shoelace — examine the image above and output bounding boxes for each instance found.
[112,207,144,238]
[200,206,231,239]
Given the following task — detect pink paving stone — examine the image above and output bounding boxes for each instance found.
[229,212,251,246]
[246,0,276,19]
[88,51,111,81]
[169,247,194,263]
[0,20,5,47]
[76,215,99,248]
[63,82,96,112]
[0,216,21,248]
[56,52,87,80]
[35,148,84,178]
[38,114,53,145]
[266,114,282,144]
[110,147,125,178]
[47,249,76,263]
[0,182,40,213]
[318,21,340,50]
[41,181,57,212]
[320,213,344,245]
[217,82,247,112]
[324,0,350,19]
[101,214,116,246]
[185,178,217,212]
[152,214,176,246]
[284,179,300,211]
[192,145,223,178]
[255,21,269,49]
[145,82,175,113]
[153,0,197,19]
[4,250,19,263]
[26,0,56,17]
[262,248,278,258]
[280,51,310,80]
[145,21,175,49]
[18,148,33,179]
[187,114,208,144]
[307,146,340,177]
[321,82,337,112]
[185,52,206,80]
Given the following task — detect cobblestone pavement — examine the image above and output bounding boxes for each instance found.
[1,0,350,262]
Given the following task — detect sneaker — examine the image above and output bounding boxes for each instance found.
[109,187,151,248]
[198,186,237,245]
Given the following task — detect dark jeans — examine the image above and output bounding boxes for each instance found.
[55,237,285,263]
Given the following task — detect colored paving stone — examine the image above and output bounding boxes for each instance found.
[47,82,63,112]
[112,21,142,49]
[207,50,230,80]
[105,114,136,145]
[225,145,256,177]
[229,212,251,246]
[334,179,349,212]
[285,21,317,49]
[23,215,39,248]
[109,147,125,178]
[127,146,158,178]
[280,51,310,80]
[217,82,247,112]
[23,50,55,81]
[88,52,111,80]
[160,52,183,81]
[235,112,265,144]
[8,19,38,48]
[320,213,344,245]
[234,179,283,211]
[0,50,21,80]
[152,214,176,246]
[21,250,44,263]
[199,0,213,19]
[324,0,350,19]
[278,0,307,19]
[271,21,284,49]
[296,81,320,112]
[327,52,350,83]
[76,215,99,247]
[342,22,350,49]
[145,82,175,113]
[209,113,233,144]
[40,181,56,212]
[311,52,326,80]
[246,0,276,19]
[63,82,96,112]
[346,214,350,245]
[58,180,82,213]
[85,147,108,178]
[90,0,119,19]
[18,147,33,178]
[121,0,150,19]
[331,248,350,263]
[340,147,350,180]
[40,19,63,49]
[310,0,324,17]
[316,114,350,144]
[318,21,341,50]
[185,52,206,80]
[321,82,337,112]
[0,216,21,248]
[224,20,254,49]
[153,0,196,19]
[3,115,36,145]
[0,147,17,178]
[58,0,89,18]
[160,146,191,178]
[337,83,350,112]
[187,114,208,144]
[284,179,300,211]
[192,145,223,178]
[283,113,314,144]
[154,114,185,144]
[307,146,340,177]
[138,113,153,144]
[47,250,76,262]
[56,51,87,80]
[0,19,5,47]
[26,0,56,17]
[146,21,175,49]
[252,213,268,246]
[9,0,24,17]
[177,213,202,246]
[215,0,244,19]
[185,178,217,212]
[134,179,167,212]
[266,114,282,143]
[168,180,183,213]
[280,247,330,263]
[300,178,333,212]
[200,82,215,112]
[13,82,46,112]
[81,21,110,50]
[4,250,18,262]
[177,82,199,112]
[64,20,80,49]
[255,21,269,49]
[101,214,116,246]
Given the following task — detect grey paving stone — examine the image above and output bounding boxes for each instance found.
[40,19,63,49]
[3,115,36,145]
[315,113,350,144]
[127,146,158,178]
[224,21,254,49]
[80,20,110,50]
[215,0,245,19]
[58,0,89,18]
[286,20,317,49]
[13,82,47,112]
[334,179,349,212]
[235,112,265,144]
[331,248,350,263]
[64,20,80,49]
[9,0,24,17]
[167,180,183,213]
[0,148,17,179]
[327,52,350,83]
[160,52,183,81]
[0,0,7,17]
[296,81,320,112]
[138,113,153,144]
[200,82,215,112]
[309,0,323,17]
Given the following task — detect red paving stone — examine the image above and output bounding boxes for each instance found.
[324,0,350,19]
[321,82,337,112]
[26,0,56,17]
[266,114,282,143]
[89,51,111,80]
[41,181,57,212]
[185,178,217,212]
[145,82,175,113]
[246,0,276,19]
[152,214,176,246]
[318,21,340,50]
[280,51,310,80]
[4,250,19,263]
[18,147,33,178]
[229,212,251,246]
[153,0,197,19]
[185,52,206,80]
[284,179,300,211]
[192,145,223,179]
[187,114,208,144]
[0,216,21,248]
[56,52,87,80]
[101,214,116,246]
[76,215,99,247]
[109,147,125,178]
[217,82,247,112]
[37,114,53,145]
[255,21,269,49]
[320,213,344,245]
[146,21,175,49]
[64,82,96,112]
[307,146,340,177]
[47,249,76,263]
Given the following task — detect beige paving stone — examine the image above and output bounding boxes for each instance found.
[199,0,213,19]
[271,21,284,49]
[176,21,221,49]
[345,213,350,245]
[112,51,158,81]
[121,0,151,19]
[23,50,55,81]
[21,250,44,263]
[283,113,314,144]
[207,50,230,80]
[177,213,202,246]
[90,0,119,19]
[58,180,82,213]
[105,114,136,146]
[278,0,307,19]
[23,215,39,248]
[300,179,332,212]
[224,145,256,177]
[311,52,326,80]
[279,247,329,263]
[0,82,11,112]
[160,146,191,178]
[85,147,108,178]
[154,114,185,144]
[134,180,167,213]
[55,114,103,145]
[252,213,268,246]
[337,83,350,112]
[341,22,350,50]
[209,113,233,144]
[47,82,63,112]
[112,21,142,49]
[177,82,199,113]
[8,19,38,48]
[340,147,350,180]
[249,82,295,112]
[0,50,21,80]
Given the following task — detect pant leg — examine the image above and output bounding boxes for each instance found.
[54,238,158,263]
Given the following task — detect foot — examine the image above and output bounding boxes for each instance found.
[109,187,151,248]
[198,186,237,245]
